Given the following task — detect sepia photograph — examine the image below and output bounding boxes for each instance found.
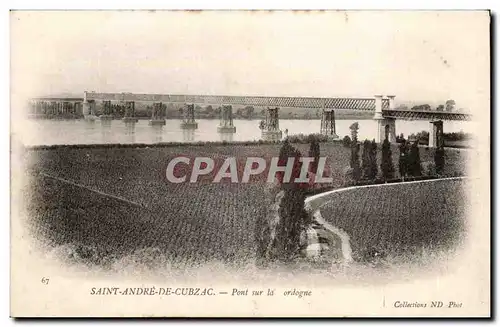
[9,9,491,317]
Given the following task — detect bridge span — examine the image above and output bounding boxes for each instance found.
[28,92,473,147]
[84,91,391,111]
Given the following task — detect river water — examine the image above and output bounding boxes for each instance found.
[17,118,475,146]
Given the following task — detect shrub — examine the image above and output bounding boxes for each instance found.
[396,133,406,144]
[422,161,436,176]
[342,135,351,148]
[444,131,472,142]
[287,133,329,144]
[343,166,355,186]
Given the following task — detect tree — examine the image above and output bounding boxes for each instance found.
[361,140,371,180]
[204,105,214,114]
[398,141,408,179]
[436,104,445,111]
[380,139,395,180]
[275,185,308,261]
[244,106,255,118]
[445,99,456,112]
[349,122,361,182]
[434,146,445,175]
[411,104,431,111]
[308,135,320,175]
[407,141,422,177]
[362,140,378,180]
[271,141,309,261]
[369,140,378,180]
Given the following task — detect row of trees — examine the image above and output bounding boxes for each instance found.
[347,123,446,184]
[396,99,457,112]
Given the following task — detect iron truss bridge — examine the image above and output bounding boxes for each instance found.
[84,92,390,111]
[382,109,472,121]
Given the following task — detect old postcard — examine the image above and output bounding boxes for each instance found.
[10,10,490,317]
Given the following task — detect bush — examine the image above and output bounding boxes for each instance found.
[422,161,436,176]
[342,135,351,147]
[286,133,329,144]
[444,131,472,142]
[343,166,355,186]
[396,133,406,144]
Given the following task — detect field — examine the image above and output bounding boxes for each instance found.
[319,178,468,262]
[22,142,469,270]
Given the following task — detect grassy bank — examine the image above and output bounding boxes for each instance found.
[319,178,467,261]
[26,173,262,269]
[23,142,469,269]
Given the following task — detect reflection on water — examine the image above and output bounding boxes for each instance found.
[152,125,164,143]
[20,118,476,146]
[124,122,136,144]
[182,129,195,142]
[100,120,113,143]
[219,132,234,143]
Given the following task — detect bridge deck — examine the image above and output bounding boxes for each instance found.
[84,92,389,111]
[382,109,472,121]
[30,92,472,121]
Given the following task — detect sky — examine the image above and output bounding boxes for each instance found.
[10,10,490,110]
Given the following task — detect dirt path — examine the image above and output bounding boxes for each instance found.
[312,209,354,264]
[304,195,354,264]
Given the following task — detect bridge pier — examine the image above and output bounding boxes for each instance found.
[181,104,198,129]
[320,108,339,140]
[217,105,236,133]
[260,107,282,141]
[374,95,397,143]
[428,120,444,148]
[100,100,113,120]
[149,102,166,126]
[377,118,397,143]
[83,100,96,120]
[122,101,138,123]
